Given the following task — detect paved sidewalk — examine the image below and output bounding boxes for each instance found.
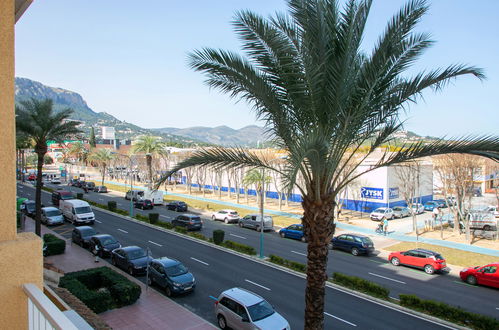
[24,219,216,330]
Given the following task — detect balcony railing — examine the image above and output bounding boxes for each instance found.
[23,283,77,330]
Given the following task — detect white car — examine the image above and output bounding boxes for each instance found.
[212,209,240,224]
[50,177,61,184]
[370,207,394,221]
[411,203,425,215]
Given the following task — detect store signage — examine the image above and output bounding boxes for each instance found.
[361,187,384,200]
[389,187,399,199]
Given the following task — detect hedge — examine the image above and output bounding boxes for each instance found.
[221,240,256,255]
[269,255,307,272]
[399,294,499,330]
[158,221,174,229]
[213,229,225,245]
[107,201,117,212]
[187,231,208,241]
[331,272,389,300]
[134,214,149,222]
[174,226,188,234]
[149,213,159,224]
[43,233,66,256]
[76,193,83,199]
[59,267,141,314]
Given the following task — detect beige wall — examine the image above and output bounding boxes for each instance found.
[0,1,43,328]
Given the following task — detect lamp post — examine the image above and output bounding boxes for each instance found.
[259,167,265,259]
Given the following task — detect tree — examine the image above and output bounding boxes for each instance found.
[132,136,167,187]
[16,133,32,181]
[88,148,115,186]
[395,161,423,239]
[16,98,81,237]
[159,1,499,327]
[89,127,96,148]
[243,169,272,205]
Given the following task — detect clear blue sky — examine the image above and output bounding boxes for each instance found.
[15,0,498,137]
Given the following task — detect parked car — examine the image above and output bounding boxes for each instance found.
[329,233,374,256]
[459,263,499,288]
[279,224,306,242]
[21,200,36,218]
[71,226,97,247]
[392,206,411,218]
[411,203,425,215]
[27,173,36,181]
[134,199,154,210]
[41,206,64,225]
[147,257,196,297]
[88,234,121,258]
[74,180,84,188]
[172,214,203,231]
[388,248,447,274]
[239,214,274,231]
[125,190,144,201]
[214,287,290,330]
[166,201,188,212]
[83,181,96,191]
[50,177,61,184]
[423,201,440,211]
[94,185,108,193]
[370,207,394,221]
[212,209,240,224]
[51,190,74,206]
[434,199,448,208]
[111,246,152,276]
[68,179,80,186]
[471,205,499,218]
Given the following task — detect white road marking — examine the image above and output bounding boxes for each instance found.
[245,279,271,291]
[229,233,247,240]
[95,220,102,223]
[160,215,170,219]
[368,272,406,284]
[291,250,307,257]
[117,229,128,234]
[390,296,400,301]
[148,240,162,247]
[324,312,357,326]
[496,307,499,310]
[190,257,209,266]
[99,198,104,201]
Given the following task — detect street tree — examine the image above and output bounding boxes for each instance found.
[242,169,271,206]
[89,127,96,148]
[88,148,115,186]
[132,136,167,187]
[158,0,499,327]
[395,161,424,239]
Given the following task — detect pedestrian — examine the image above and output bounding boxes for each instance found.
[432,206,440,224]
[383,217,389,236]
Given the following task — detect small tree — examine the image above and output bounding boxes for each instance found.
[88,149,115,186]
[89,127,96,148]
[395,161,423,240]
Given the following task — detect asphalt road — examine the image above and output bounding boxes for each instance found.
[18,182,499,324]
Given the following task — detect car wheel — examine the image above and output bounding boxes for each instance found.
[217,315,227,330]
[128,267,134,276]
[328,242,334,250]
[483,225,491,231]
[256,225,260,232]
[301,236,307,243]
[466,275,477,285]
[238,222,243,228]
[224,218,229,224]
[351,247,360,256]
[212,215,216,221]
[165,286,172,297]
[390,257,400,266]
[280,232,286,238]
[424,264,435,274]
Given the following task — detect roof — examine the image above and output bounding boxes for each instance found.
[42,206,59,211]
[221,287,263,306]
[153,257,180,267]
[413,248,439,255]
[62,199,90,207]
[122,246,143,252]
[220,209,237,212]
[92,234,113,240]
[342,233,368,238]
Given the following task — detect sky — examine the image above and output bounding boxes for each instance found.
[15,0,499,137]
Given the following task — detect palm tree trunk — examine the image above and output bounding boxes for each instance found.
[147,155,153,187]
[21,150,26,182]
[34,151,45,237]
[101,164,106,186]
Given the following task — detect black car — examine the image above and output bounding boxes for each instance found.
[166,201,188,212]
[68,179,79,186]
[71,226,97,247]
[329,233,375,256]
[94,185,108,193]
[21,200,37,218]
[88,234,121,257]
[172,214,203,231]
[83,182,96,191]
[148,257,196,297]
[134,199,154,210]
[111,246,152,276]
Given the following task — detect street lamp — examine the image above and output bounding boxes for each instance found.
[114,153,135,217]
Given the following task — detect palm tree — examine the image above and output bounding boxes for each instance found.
[16,98,82,237]
[88,148,114,186]
[16,133,33,182]
[158,1,499,328]
[68,141,89,168]
[242,169,271,205]
[132,136,167,186]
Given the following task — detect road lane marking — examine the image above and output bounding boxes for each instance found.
[190,257,209,266]
[117,229,128,234]
[148,240,162,247]
[368,272,406,284]
[496,307,499,310]
[324,312,357,326]
[229,233,247,240]
[389,296,400,301]
[160,215,170,219]
[245,279,271,291]
[99,198,104,201]
[291,250,307,257]
[95,220,102,223]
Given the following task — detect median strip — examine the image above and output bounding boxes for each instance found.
[368,272,406,284]
[324,312,357,327]
[245,279,271,291]
[190,257,209,266]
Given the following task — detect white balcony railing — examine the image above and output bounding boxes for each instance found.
[23,283,77,330]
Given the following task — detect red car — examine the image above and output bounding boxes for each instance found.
[388,248,447,274]
[459,263,499,288]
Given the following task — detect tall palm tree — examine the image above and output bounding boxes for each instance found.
[16,133,33,182]
[132,136,167,186]
[242,169,272,204]
[16,98,82,237]
[158,0,499,328]
[68,141,89,168]
[88,148,115,186]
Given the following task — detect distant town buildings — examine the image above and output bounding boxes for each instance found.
[101,126,116,140]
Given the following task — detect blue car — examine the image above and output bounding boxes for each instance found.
[279,224,306,242]
[147,257,195,297]
[424,201,440,211]
[329,233,374,256]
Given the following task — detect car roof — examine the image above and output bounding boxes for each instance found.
[412,248,441,255]
[42,206,59,212]
[92,234,113,240]
[339,233,368,238]
[221,287,263,306]
[153,257,180,267]
[179,214,200,218]
[75,226,95,233]
[220,209,236,212]
[122,246,143,252]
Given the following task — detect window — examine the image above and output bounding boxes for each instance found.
[220,297,236,312]
[482,266,497,274]
[247,300,275,322]
[345,236,354,242]
[219,211,226,214]
[337,235,346,240]
[234,303,249,319]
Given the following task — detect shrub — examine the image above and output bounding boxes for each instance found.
[213,229,225,245]
[134,214,149,222]
[187,231,207,241]
[399,294,499,330]
[76,193,83,199]
[149,213,159,224]
[115,209,129,216]
[221,240,256,255]
[174,226,188,234]
[43,233,66,256]
[331,272,389,300]
[107,201,117,212]
[269,255,307,272]
[158,221,174,229]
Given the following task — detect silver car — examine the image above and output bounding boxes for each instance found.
[239,214,274,231]
[214,287,290,330]
[392,206,411,218]
[41,206,64,225]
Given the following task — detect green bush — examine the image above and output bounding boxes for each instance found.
[149,213,159,224]
[399,294,499,329]
[331,272,389,300]
[174,226,188,234]
[43,234,66,256]
[107,201,117,212]
[187,231,207,241]
[134,214,149,222]
[269,255,307,272]
[213,229,225,245]
[221,240,256,255]
[59,267,141,314]
[115,209,129,216]
[76,192,83,199]
[158,221,174,229]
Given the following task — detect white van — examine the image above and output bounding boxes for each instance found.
[143,189,164,205]
[59,199,95,225]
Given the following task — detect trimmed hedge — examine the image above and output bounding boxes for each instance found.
[158,221,174,229]
[269,255,307,272]
[107,201,117,212]
[43,233,66,256]
[149,213,159,224]
[221,240,256,255]
[59,267,141,314]
[174,226,188,234]
[399,294,499,330]
[331,272,389,300]
[187,231,208,241]
[134,214,149,222]
[213,229,225,245]
[76,193,83,199]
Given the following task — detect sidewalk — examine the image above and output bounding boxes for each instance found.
[24,219,216,330]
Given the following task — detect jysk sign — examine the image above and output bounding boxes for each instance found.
[389,188,399,199]
[361,187,384,200]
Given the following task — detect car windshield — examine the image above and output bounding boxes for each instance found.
[61,194,73,200]
[434,254,444,260]
[101,237,117,246]
[361,237,373,244]
[393,207,402,211]
[26,203,35,211]
[75,206,92,214]
[229,211,238,215]
[247,300,275,322]
[165,264,188,277]
[45,210,61,217]
[128,249,146,260]
[373,208,386,213]
[190,217,201,222]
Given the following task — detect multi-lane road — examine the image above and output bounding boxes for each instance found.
[17,181,499,328]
